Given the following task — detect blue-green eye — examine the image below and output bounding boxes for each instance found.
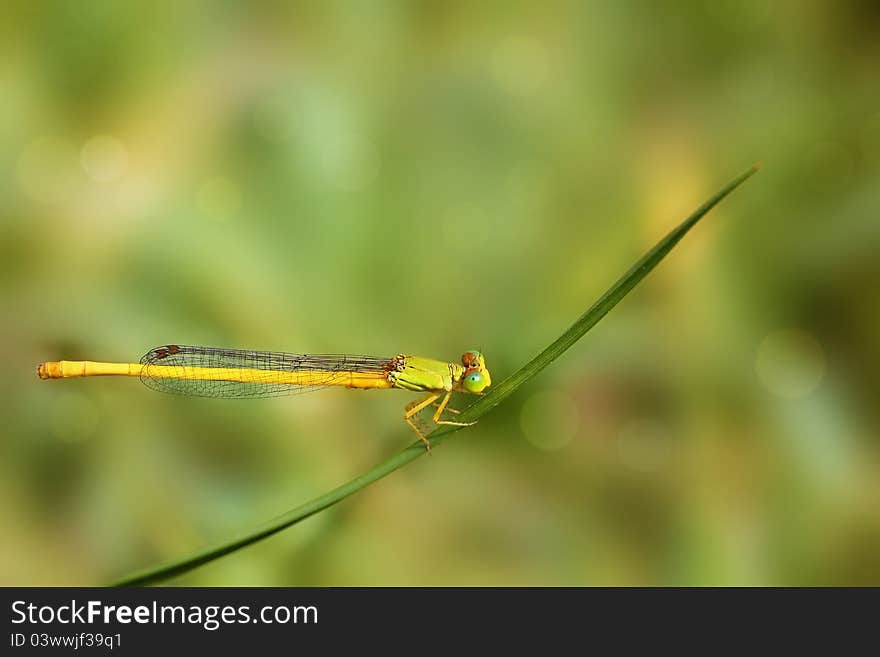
[463,371,485,393]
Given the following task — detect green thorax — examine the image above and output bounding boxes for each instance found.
[387,355,465,392]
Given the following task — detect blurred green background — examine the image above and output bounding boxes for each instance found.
[2,1,878,586]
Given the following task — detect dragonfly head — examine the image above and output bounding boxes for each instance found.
[460,351,492,394]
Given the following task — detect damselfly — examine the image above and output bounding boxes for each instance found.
[37,345,492,449]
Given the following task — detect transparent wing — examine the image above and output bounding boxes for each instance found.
[140,344,394,399]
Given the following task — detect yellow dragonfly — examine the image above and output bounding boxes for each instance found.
[37,345,492,450]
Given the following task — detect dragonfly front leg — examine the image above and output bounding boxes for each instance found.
[404,392,441,451]
[432,390,477,429]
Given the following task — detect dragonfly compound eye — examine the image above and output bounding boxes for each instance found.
[463,371,486,393]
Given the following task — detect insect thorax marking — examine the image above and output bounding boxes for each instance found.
[385,354,407,387]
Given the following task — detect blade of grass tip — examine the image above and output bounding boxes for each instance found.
[455,162,762,422]
[112,164,760,586]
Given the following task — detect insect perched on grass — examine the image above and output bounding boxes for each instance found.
[37,345,493,450]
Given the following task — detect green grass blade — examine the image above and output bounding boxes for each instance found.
[456,163,762,425]
[113,164,760,586]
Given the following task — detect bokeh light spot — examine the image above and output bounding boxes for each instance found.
[520,390,579,451]
[81,135,128,182]
[755,329,825,398]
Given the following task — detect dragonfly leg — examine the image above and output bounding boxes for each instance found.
[404,392,441,451]
[432,390,478,428]
[432,401,461,414]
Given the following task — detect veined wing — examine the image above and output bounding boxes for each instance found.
[139,344,394,398]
